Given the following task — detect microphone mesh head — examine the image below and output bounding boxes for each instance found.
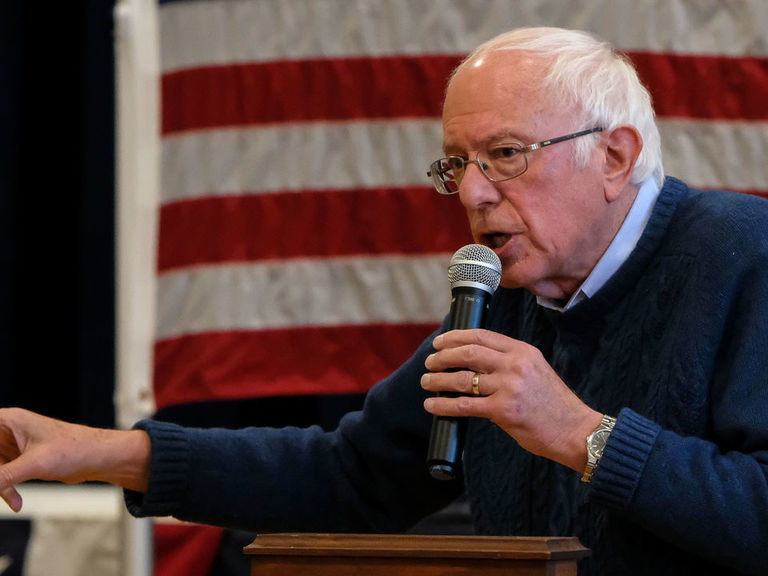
[448,244,502,293]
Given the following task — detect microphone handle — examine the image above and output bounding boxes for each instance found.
[426,286,491,480]
[446,286,492,332]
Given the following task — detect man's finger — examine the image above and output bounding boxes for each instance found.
[0,485,22,513]
[435,329,512,351]
[0,455,36,512]
[424,394,489,418]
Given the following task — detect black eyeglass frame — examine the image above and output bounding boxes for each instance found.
[428,127,604,195]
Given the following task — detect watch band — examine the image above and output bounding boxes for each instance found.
[581,414,617,483]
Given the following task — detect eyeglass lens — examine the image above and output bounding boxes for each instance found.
[432,143,527,193]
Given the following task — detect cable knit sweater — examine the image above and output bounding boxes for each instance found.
[126,177,768,575]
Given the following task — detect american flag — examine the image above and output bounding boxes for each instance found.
[148,0,768,574]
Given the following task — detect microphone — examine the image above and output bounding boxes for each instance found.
[426,244,502,480]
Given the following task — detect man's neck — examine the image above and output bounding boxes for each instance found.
[537,176,662,312]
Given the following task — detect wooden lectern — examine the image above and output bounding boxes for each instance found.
[244,533,590,575]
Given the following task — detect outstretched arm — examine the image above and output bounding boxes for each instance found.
[0,408,150,512]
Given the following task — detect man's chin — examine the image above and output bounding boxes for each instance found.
[499,261,556,296]
[498,252,534,287]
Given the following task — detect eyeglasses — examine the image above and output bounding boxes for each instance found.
[428,127,604,195]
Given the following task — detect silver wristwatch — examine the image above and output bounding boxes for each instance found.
[581,414,617,483]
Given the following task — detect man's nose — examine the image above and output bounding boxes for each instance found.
[458,161,502,209]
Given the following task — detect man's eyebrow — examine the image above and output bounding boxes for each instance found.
[442,130,528,154]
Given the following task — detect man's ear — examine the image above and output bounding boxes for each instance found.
[603,125,643,203]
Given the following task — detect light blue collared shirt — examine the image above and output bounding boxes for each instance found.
[537,176,662,312]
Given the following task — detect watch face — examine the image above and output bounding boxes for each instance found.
[588,429,610,455]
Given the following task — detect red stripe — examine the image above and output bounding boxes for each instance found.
[161,52,768,134]
[628,51,768,121]
[153,323,438,409]
[161,55,459,134]
[157,186,473,271]
[154,524,223,576]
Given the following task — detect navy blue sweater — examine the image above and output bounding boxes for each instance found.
[127,177,768,575]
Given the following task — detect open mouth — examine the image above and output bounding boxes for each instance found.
[481,233,512,250]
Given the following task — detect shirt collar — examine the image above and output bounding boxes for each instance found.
[537,176,662,312]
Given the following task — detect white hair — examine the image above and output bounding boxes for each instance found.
[452,27,664,187]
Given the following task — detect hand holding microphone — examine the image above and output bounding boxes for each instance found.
[423,244,603,477]
[425,244,501,480]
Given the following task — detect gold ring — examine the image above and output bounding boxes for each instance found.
[471,373,481,396]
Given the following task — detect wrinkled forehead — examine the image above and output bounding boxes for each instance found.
[441,52,563,150]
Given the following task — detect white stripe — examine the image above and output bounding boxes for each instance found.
[161,120,444,203]
[159,0,768,72]
[156,255,451,339]
[0,484,122,520]
[161,119,766,204]
[659,120,768,191]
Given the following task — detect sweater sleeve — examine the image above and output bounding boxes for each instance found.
[590,195,768,575]
[592,407,768,575]
[124,328,463,533]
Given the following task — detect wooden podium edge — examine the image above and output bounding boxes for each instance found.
[244,533,591,561]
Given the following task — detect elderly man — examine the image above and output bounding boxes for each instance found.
[1,27,767,576]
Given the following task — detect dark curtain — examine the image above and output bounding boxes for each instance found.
[0,0,116,428]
